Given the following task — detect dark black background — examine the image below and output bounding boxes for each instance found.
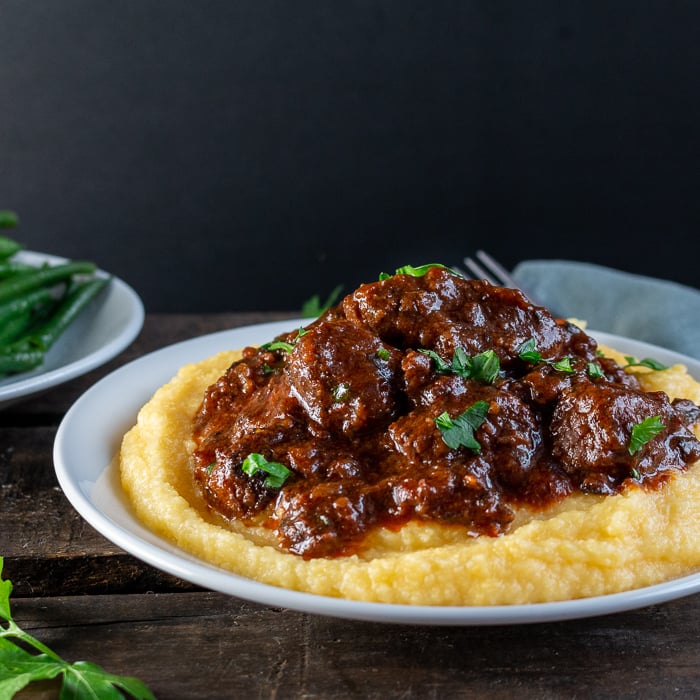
[1,2,698,312]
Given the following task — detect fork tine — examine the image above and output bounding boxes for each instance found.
[474,250,521,289]
[462,250,547,310]
[461,255,500,286]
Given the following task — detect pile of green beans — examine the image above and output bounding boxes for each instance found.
[0,212,109,379]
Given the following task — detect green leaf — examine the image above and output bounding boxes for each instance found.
[469,350,501,383]
[62,661,156,700]
[419,348,501,384]
[624,356,669,371]
[241,453,292,489]
[380,263,455,280]
[0,640,64,696]
[0,556,155,699]
[551,357,575,374]
[518,338,575,374]
[435,400,490,453]
[260,340,295,353]
[0,212,18,228]
[517,338,542,364]
[450,347,471,377]
[261,328,309,354]
[628,415,666,455]
[331,383,350,402]
[418,349,451,373]
[0,558,12,622]
[300,284,343,318]
[587,362,605,379]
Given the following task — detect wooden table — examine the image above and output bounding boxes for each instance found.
[3,313,700,699]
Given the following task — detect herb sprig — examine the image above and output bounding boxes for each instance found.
[517,338,576,374]
[435,400,490,452]
[628,415,666,455]
[420,347,501,384]
[624,356,669,371]
[0,556,155,698]
[261,328,308,354]
[379,263,455,280]
[241,453,292,489]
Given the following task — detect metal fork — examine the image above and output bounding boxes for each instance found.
[456,250,542,307]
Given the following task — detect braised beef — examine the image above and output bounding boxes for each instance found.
[192,267,700,558]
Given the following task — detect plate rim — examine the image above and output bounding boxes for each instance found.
[0,250,145,405]
[53,319,700,625]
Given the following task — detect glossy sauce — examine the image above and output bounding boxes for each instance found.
[192,269,700,558]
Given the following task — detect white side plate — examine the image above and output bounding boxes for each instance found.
[0,250,144,408]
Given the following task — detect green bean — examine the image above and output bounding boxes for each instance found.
[28,276,109,351]
[0,211,19,229]
[0,261,34,278]
[0,348,44,376]
[0,310,33,347]
[0,235,21,260]
[0,287,54,326]
[0,261,96,304]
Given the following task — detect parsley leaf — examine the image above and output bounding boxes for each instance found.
[301,284,343,318]
[624,356,669,371]
[376,347,391,361]
[419,349,451,373]
[379,263,456,280]
[241,453,292,489]
[517,338,575,373]
[435,400,490,452]
[516,338,542,364]
[419,348,501,384]
[261,328,309,354]
[0,556,155,699]
[261,340,295,353]
[628,415,666,455]
[587,361,605,379]
[551,357,575,374]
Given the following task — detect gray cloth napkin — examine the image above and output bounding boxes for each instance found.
[512,260,700,360]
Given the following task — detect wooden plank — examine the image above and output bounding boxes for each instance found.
[0,424,195,596]
[10,591,700,699]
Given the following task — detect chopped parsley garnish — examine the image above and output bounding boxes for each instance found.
[261,328,309,354]
[624,356,669,371]
[0,557,155,698]
[376,347,391,361]
[379,263,455,280]
[419,347,501,384]
[587,361,605,379]
[435,400,490,452]
[332,383,350,402]
[241,453,292,489]
[550,357,575,373]
[261,339,295,353]
[419,349,451,373]
[517,338,542,364]
[517,338,575,373]
[628,415,666,455]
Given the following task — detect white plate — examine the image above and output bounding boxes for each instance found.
[0,250,144,409]
[53,320,700,625]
